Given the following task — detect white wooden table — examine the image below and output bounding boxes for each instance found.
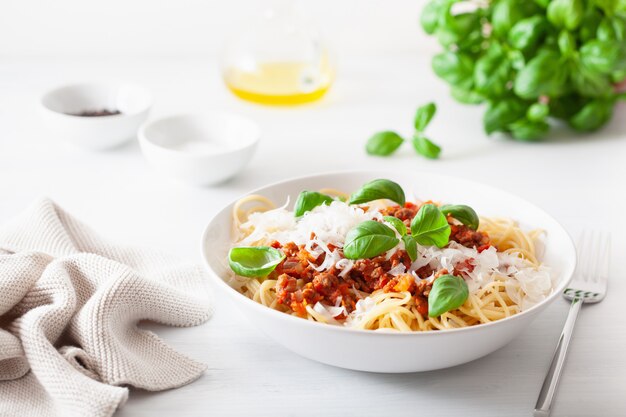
[1,55,624,417]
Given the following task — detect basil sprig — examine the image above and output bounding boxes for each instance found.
[428,274,469,317]
[343,220,399,260]
[440,204,479,230]
[365,102,442,159]
[228,246,285,278]
[294,191,333,217]
[349,179,406,206]
[410,204,451,248]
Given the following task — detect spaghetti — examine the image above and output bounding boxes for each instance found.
[227,190,553,332]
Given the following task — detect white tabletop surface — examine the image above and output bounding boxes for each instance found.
[1,55,624,417]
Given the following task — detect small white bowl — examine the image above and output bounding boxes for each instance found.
[41,83,152,151]
[202,170,577,373]
[138,112,260,186]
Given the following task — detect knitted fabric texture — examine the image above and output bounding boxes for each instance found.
[0,199,213,417]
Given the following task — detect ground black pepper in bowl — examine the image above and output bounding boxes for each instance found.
[67,109,122,117]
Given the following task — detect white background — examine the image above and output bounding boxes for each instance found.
[1,0,435,58]
[1,1,625,416]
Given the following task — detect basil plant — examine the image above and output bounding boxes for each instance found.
[422,0,626,140]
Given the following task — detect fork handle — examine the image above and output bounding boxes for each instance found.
[534,297,583,417]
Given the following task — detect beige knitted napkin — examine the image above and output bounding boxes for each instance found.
[0,199,213,417]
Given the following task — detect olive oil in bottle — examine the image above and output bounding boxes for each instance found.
[221,0,334,105]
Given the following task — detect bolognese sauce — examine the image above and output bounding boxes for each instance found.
[270,202,491,318]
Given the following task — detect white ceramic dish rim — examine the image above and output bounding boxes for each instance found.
[202,169,577,337]
[138,112,261,157]
[40,82,153,119]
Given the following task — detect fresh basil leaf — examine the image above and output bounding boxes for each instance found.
[594,0,619,15]
[343,220,399,260]
[420,0,448,35]
[366,131,404,156]
[412,134,441,159]
[557,30,576,57]
[611,16,626,42]
[579,8,603,42]
[492,0,527,37]
[568,99,615,131]
[549,94,589,120]
[450,87,485,104]
[414,102,437,132]
[598,18,618,42]
[526,103,550,122]
[432,52,475,90]
[508,15,547,51]
[228,246,285,278]
[383,216,407,236]
[410,204,451,248]
[508,118,550,141]
[580,40,626,74]
[293,191,334,217]
[436,12,481,48]
[349,179,406,206]
[428,274,469,317]
[474,43,511,98]
[571,59,614,98]
[456,27,485,54]
[547,0,584,30]
[508,49,526,71]
[612,68,626,83]
[483,98,528,135]
[514,51,569,99]
[440,204,479,230]
[402,235,418,262]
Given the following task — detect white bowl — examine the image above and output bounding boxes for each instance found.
[41,83,152,150]
[138,113,259,186]
[201,170,577,373]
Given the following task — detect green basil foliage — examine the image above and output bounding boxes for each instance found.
[383,216,407,236]
[440,204,480,230]
[412,134,442,159]
[414,102,437,131]
[527,102,550,121]
[547,0,584,30]
[343,220,399,260]
[508,16,547,51]
[410,204,451,248]
[569,98,615,131]
[366,131,404,156]
[428,274,470,317]
[433,52,474,89]
[228,246,285,278]
[383,216,418,261]
[514,51,569,99]
[293,191,334,217]
[402,235,418,262]
[421,0,626,140]
[365,102,442,159]
[349,179,406,206]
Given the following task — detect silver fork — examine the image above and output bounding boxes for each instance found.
[534,231,610,417]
